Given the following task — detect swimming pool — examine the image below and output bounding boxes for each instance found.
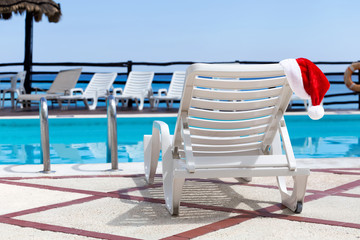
[0,114,359,165]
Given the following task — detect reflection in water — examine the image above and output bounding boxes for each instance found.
[125,142,144,162]
[0,136,359,164]
[52,144,82,162]
[24,144,36,164]
[292,137,320,156]
[0,141,146,164]
[346,137,360,157]
[292,136,360,158]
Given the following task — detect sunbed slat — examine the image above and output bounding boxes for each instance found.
[189,125,268,137]
[192,142,262,152]
[192,87,283,100]
[188,116,271,129]
[194,76,285,89]
[188,107,275,120]
[190,97,279,111]
[190,134,264,145]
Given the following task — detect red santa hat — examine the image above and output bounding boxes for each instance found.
[280,58,330,120]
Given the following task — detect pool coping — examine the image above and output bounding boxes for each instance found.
[0,157,359,177]
[0,113,179,119]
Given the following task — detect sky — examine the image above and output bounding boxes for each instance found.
[1,0,360,72]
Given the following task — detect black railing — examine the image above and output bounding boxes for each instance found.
[0,60,358,109]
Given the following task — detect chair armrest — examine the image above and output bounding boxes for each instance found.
[279,118,296,170]
[69,88,84,96]
[113,87,123,95]
[180,113,195,173]
[157,88,168,96]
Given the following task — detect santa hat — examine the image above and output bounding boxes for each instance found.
[279,58,330,120]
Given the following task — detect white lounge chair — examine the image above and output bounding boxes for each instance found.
[1,71,26,108]
[113,71,154,110]
[58,72,117,110]
[16,68,82,108]
[151,71,185,109]
[144,63,310,215]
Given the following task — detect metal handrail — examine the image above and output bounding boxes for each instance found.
[39,97,53,173]
[107,95,119,170]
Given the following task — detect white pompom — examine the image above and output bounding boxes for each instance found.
[308,105,325,120]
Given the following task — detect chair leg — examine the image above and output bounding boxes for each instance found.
[134,98,139,109]
[1,90,6,108]
[10,92,15,109]
[151,99,159,109]
[277,175,308,213]
[88,98,98,110]
[144,134,160,184]
[144,121,170,184]
[121,99,128,108]
[58,100,63,110]
[83,99,89,109]
[163,168,185,215]
[149,98,155,109]
[161,139,185,215]
[158,123,184,215]
[15,99,19,109]
[144,121,182,214]
[138,97,144,110]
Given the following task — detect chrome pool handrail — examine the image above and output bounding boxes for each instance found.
[39,97,53,173]
[107,95,119,170]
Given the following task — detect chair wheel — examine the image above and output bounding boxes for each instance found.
[295,201,303,213]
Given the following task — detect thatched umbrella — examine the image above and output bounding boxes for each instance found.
[0,0,61,93]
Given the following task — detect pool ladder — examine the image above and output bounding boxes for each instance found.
[107,95,119,171]
[39,97,53,173]
[39,96,120,173]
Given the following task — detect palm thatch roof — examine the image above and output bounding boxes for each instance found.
[0,0,61,22]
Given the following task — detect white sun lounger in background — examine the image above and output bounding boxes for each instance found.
[58,72,117,110]
[1,71,26,109]
[16,68,82,108]
[151,71,185,109]
[143,63,310,215]
[113,71,154,110]
[288,94,324,111]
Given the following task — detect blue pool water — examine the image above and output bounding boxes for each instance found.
[0,115,359,165]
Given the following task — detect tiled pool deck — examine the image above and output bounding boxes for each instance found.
[0,107,359,239]
[0,163,359,240]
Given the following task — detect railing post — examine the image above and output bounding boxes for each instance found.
[107,95,119,170]
[127,60,133,76]
[39,98,53,173]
